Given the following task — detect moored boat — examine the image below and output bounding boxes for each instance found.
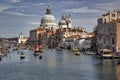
[99,49,113,59]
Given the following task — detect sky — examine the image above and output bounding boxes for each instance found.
[0,0,120,38]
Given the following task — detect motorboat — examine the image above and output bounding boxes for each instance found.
[99,49,113,59]
[34,52,40,56]
[72,48,80,55]
[39,55,42,59]
[20,52,25,59]
[0,53,2,61]
[34,44,44,53]
[74,51,80,55]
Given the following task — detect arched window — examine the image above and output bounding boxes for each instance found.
[112,38,114,45]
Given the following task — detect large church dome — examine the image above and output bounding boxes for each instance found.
[41,15,56,24]
[40,5,57,28]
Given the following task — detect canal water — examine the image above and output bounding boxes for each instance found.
[0,49,120,80]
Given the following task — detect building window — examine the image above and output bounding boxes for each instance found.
[112,14,116,17]
[104,38,106,44]
[112,38,114,45]
[104,19,106,24]
[113,48,115,53]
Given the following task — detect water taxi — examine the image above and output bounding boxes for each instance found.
[99,49,113,59]
[72,48,80,55]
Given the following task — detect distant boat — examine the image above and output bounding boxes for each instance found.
[39,55,42,59]
[20,52,25,59]
[74,51,80,55]
[56,47,62,51]
[0,53,2,61]
[72,48,80,55]
[34,44,44,53]
[34,52,40,56]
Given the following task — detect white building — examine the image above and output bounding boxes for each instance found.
[74,37,91,50]
[18,33,28,44]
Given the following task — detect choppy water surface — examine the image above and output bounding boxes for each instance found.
[0,49,120,80]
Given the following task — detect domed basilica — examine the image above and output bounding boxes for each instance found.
[29,5,87,49]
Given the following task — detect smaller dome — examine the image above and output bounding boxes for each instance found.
[59,19,67,25]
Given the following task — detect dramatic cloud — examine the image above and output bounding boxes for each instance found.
[0,0,120,37]
[64,7,104,13]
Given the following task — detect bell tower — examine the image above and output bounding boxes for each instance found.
[66,14,72,28]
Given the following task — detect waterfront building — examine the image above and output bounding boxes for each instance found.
[57,23,87,49]
[18,32,28,44]
[74,33,94,51]
[29,5,88,49]
[96,10,120,54]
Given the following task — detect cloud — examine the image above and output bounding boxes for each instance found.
[0,5,12,12]
[60,1,85,6]
[95,2,120,11]
[28,22,40,25]
[10,0,20,3]
[64,7,104,13]
[6,11,37,17]
[33,3,46,6]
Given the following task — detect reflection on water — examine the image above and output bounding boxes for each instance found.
[0,49,120,80]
